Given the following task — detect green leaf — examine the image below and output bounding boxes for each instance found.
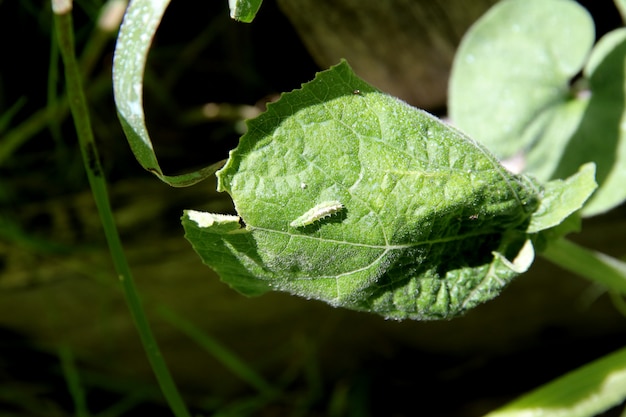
[615,0,626,23]
[183,61,542,320]
[449,0,594,161]
[527,163,597,234]
[523,99,589,182]
[228,0,263,23]
[450,0,626,216]
[113,0,222,187]
[484,346,626,417]
[553,28,626,216]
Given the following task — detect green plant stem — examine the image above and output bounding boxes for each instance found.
[0,1,120,165]
[58,346,89,417]
[541,237,626,295]
[159,307,279,397]
[52,3,191,417]
[0,71,111,166]
[0,97,27,137]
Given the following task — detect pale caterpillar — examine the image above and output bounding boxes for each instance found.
[290,201,344,228]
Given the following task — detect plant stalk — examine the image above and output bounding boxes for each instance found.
[52,3,191,416]
[58,346,89,417]
[541,237,626,295]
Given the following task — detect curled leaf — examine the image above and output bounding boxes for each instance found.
[113,0,222,186]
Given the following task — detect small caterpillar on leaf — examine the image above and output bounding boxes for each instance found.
[290,201,344,228]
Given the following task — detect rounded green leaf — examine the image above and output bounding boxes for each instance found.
[184,61,541,320]
[449,0,594,159]
[554,28,626,216]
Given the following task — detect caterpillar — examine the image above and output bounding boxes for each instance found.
[290,201,344,228]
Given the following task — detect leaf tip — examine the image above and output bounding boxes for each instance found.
[229,0,263,23]
[186,210,240,228]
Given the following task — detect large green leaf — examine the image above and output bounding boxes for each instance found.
[554,28,626,216]
[183,61,542,320]
[113,0,223,187]
[449,0,594,161]
[450,0,626,216]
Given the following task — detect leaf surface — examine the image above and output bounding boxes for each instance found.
[555,28,626,215]
[183,61,542,320]
[527,163,596,234]
[449,0,594,161]
[450,0,626,215]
